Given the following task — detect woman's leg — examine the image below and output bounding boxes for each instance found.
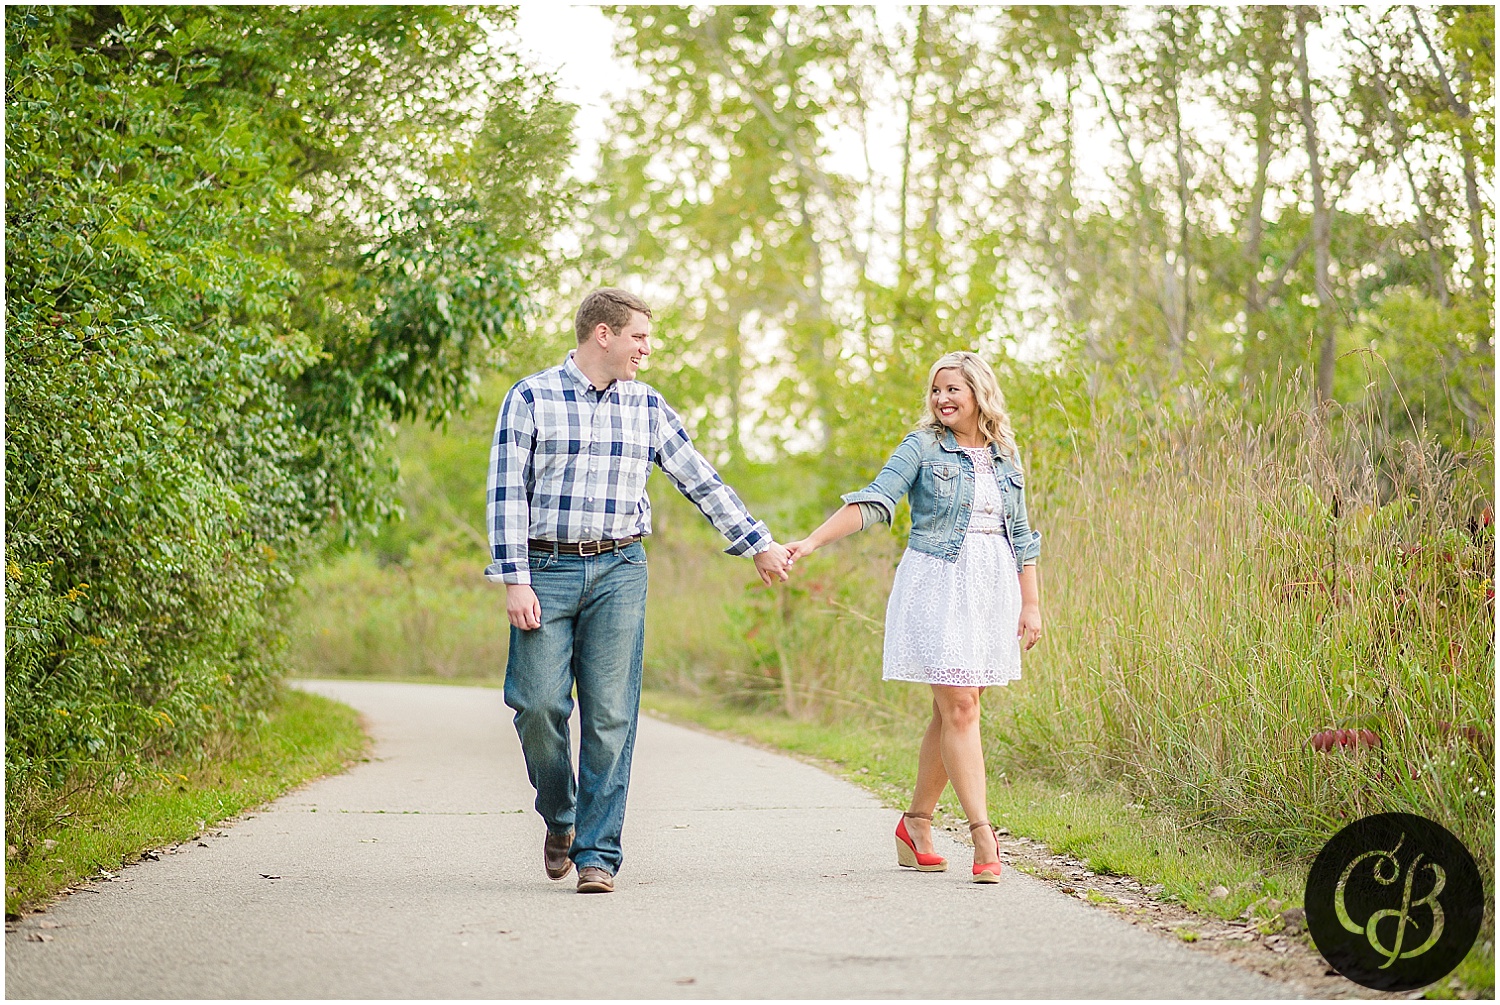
[904,698,948,854]
[930,685,998,865]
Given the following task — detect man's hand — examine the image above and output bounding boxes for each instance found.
[507,584,542,630]
[754,541,792,585]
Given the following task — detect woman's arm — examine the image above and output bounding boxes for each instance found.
[785,504,864,561]
[787,434,925,565]
[1017,564,1042,650]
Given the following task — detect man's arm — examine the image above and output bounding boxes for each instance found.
[650,390,785,579]
[485,383,537,588]
[487,385,545,628]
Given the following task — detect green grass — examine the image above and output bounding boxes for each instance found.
[5,687,367,916]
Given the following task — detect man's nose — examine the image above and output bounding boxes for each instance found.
[640,339,651,356]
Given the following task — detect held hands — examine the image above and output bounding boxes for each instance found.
[753,541,793,585]
[752,537,819,585]
[783,539,815,563]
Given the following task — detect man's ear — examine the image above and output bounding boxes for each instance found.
[592,322,612,346]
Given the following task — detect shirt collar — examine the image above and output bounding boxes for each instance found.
[563,351,613,395]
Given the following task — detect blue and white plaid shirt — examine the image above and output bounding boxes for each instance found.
[486,353,771,585]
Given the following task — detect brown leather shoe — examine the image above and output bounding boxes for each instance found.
[576,866,614,894]
[544,830,574,880]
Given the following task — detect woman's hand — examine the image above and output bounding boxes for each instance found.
[1017,603,1043,651]
[784,539,816,563]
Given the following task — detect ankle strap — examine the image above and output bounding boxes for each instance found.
[968,820,992,832]
[903,811,934,821]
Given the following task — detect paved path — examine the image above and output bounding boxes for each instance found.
[7,681,1295,998]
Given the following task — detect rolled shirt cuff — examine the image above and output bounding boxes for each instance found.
[724,521,772,557]
[1017,529,1041,566]
[855,500,889,530]
[840,488,895,527]
[485,561,531,586]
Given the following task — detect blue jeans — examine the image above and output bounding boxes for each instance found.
[503,541,649,875]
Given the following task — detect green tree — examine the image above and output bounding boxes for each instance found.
[4,5,572,845]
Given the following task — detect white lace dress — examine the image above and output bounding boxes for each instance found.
[882,446,1024,687]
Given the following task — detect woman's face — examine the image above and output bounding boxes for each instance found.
[930,368,977,432]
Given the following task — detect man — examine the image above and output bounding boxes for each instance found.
[486,288,791,894]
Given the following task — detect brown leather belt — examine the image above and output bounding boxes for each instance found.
[528,536,642,557]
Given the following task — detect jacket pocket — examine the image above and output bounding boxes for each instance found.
[927,462,960,498]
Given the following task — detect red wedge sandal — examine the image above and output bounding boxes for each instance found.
[895,811,947,872]
[970,820,1002,883]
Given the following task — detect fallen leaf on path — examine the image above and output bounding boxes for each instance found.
[259,873,281,880]
[675,978,696,985]
[26,933,52,943]
[36,921,59,929]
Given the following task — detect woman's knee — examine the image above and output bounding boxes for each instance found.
[935,688,981,728]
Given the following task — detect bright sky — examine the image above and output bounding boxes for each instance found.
[512,5,630,183]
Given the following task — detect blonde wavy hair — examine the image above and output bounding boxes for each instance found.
[919,351,1020,467]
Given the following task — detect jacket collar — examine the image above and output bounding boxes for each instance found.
[937,427,1006,464]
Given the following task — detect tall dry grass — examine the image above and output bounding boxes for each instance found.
[645,390,1494,872]
[285,531,509,681]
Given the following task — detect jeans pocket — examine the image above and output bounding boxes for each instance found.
[617,542,648,566]
[528,550,558,572]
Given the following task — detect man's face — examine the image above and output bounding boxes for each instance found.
[601,310,652,382]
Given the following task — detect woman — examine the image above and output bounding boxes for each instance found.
[786,351,1042,883]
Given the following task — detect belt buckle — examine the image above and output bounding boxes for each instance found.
[578,539,602,557]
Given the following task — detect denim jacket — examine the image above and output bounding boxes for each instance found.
[841,427,1041,573]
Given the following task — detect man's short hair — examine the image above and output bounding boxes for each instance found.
[575,288,653,344]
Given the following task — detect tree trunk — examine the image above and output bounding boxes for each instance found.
[1085,48,1153,314]
[1358,37,1450,307]
[722,297,745,466]
[1169,23,1190,381]
[897,8,927,295]
[796,186,834,456]
[1244,68,1272,322]
[1295,9,1336,405]
[1059,65,1091,349]
[1409,6,1489,301]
